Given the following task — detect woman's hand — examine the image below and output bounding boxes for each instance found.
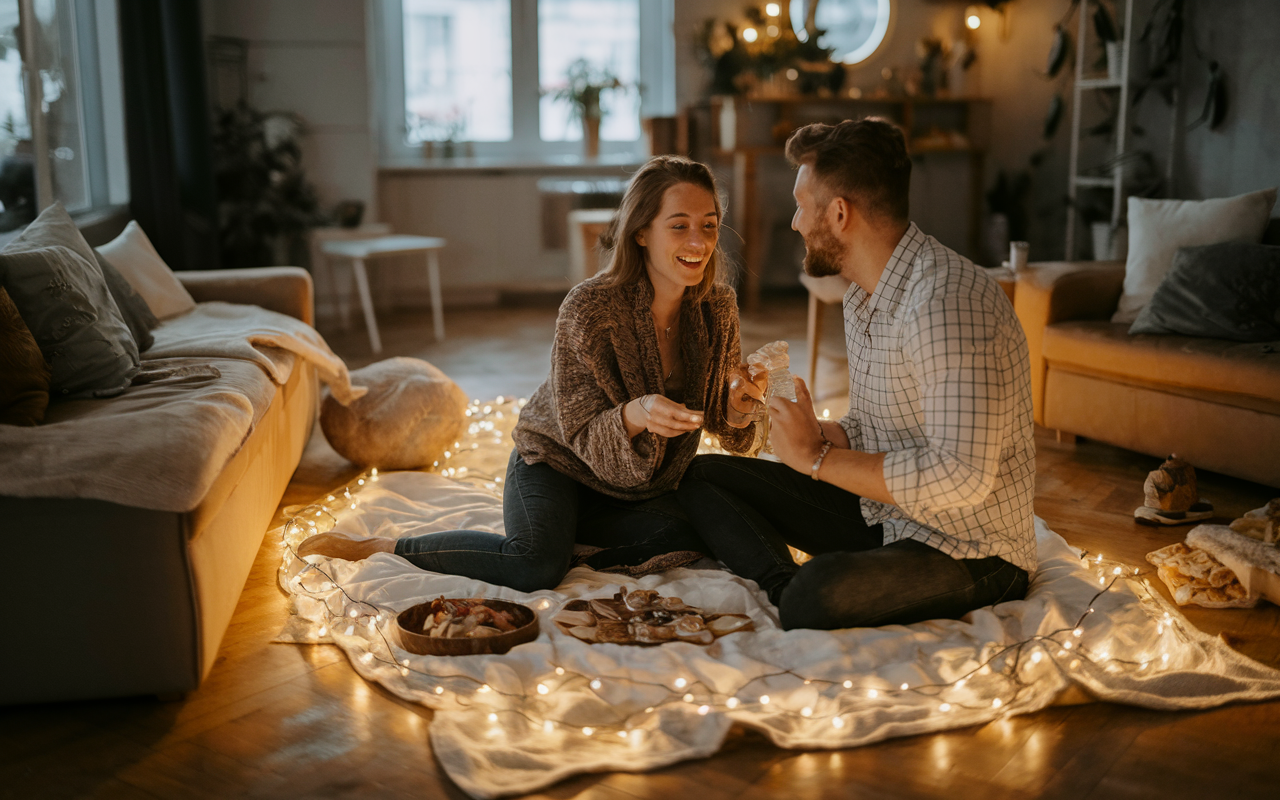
[725,365,767,428]
[623,394,703,439]
[766,376,827,473]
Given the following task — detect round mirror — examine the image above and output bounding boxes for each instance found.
[790,0,891,65]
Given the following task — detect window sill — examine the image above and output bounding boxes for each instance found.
[379,152,649,176]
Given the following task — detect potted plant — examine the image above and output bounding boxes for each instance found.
[544,59,625,158]
[212,102,327,269]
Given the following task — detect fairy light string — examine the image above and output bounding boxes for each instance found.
[279,397,1200,739]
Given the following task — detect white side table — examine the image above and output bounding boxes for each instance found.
[320,235,448,354]
[309,224,392,327]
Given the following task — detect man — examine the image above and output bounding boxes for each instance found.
[679,118,1036,630]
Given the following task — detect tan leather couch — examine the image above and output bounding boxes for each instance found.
[1015,260,1280,488]
[0,267,319,704]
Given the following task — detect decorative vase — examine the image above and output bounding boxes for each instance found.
[582,116,600,159]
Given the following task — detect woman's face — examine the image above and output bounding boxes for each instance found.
[635,182,719,296]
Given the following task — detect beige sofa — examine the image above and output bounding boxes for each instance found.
[0,267,319,705]
[1015,260,1280,488]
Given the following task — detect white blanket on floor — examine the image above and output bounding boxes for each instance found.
[278,423,1280,800]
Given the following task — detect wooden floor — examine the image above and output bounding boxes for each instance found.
[4,295,1279,799]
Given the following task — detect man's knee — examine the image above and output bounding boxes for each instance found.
[778,552,876,630]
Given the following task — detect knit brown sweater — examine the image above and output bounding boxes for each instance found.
[512,275,757,501]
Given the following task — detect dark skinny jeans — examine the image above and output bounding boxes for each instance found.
[677,454,1029,630]
[392,449,708,593]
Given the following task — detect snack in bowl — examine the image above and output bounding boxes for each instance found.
[396,597,539,656]
[552,587,753,646]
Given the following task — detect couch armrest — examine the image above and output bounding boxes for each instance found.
[177,267,314,327]
[1014,260,1125,425]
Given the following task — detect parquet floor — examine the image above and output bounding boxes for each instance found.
[4,295,1278,799]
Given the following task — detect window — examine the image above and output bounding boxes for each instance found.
[0,0,127,233]
[376,0,675,164]
[790,0,891,65]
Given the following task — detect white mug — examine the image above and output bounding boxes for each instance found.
[1010,241,1030,273]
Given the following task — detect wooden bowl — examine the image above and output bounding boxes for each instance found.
[395,598,540,656]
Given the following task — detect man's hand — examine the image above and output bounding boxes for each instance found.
[725,365,767,427]
[767,376,826,473]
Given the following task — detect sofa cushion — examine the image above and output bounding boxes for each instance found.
[0,202,140,398]
[94,250,160,351]
[1043,320,1280,403]
[0,287,51,425]
[1114,189,1276,324]
[97,221,197,320]
[1129,242,1280,342]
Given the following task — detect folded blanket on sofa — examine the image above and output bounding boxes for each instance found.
[0,302,363,511]
[146,301,366,405]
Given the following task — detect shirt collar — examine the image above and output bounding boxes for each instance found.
[844,222,926,320]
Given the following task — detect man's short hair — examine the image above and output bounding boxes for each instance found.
[785,118,911,223]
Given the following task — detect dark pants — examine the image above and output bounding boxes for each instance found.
[677,454,1029,630]
[393,449,707,593]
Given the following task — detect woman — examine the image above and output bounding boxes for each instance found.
[299,156,764,592]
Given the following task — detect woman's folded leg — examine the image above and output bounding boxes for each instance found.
[392,450,580,593]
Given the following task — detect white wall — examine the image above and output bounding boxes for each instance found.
[204,0,377,217]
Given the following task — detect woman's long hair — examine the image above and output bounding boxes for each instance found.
[598,156,730,303]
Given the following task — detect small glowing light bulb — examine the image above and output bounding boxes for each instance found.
[800,707,813,717]
[832,716,845,729]
[590,679,602,691]
[966,14,981,30]
[1113,566,1122,575]
[759,695,770,705]
[867,689,878,699]
[1032,651,1043,664]
[900,683,909,691]
[537,683,549,695]
[742,27,758,42]
[1073,628,1083,637]
[1063,641,1073,650]
[478,684,491,693]
[726,698,739,709]
[582,727,594,736]
[697,705,711,716]
[317,626,327,637]
[434,686,444,695]
[683,693,694,703]
[674,677,687,689]
[555,667,565,675]
[488,713,498,722]
[645,707,654,713]
[765,2,780,16]
[992,697,1003,708]
[543,720,554,733]
[955,679,966,689]
[940,703,952,712]
[843,680,853,689]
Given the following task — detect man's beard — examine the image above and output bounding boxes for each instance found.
[801,218,847,278]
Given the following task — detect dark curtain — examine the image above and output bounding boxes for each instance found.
[118,0,219,271]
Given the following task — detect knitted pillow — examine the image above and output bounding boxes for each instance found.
[320,357,467,469]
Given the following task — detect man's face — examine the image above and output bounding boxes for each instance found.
[792,164,847,278]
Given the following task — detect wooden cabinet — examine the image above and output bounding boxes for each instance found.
[701,95,991,310]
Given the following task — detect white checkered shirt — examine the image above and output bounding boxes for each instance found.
[836,223,1037,573]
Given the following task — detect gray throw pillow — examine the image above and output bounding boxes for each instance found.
[94,250,158,352]
[1129,242,1280,342]
[0,203,139,398]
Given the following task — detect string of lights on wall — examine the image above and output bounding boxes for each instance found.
[278,398,1197,741]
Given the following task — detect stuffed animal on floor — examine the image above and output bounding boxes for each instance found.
[1134,455,1215,526]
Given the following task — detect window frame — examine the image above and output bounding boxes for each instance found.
[373,0,675,167]
[4,0,128,234]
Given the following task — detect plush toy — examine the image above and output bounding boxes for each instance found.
[1134,454,1214,526]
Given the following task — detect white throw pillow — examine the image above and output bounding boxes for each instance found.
[96,221,197,320]
[1113,188,1277,323]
